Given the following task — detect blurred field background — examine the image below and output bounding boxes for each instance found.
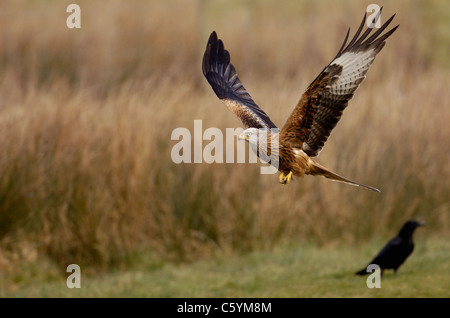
[0,0,449,296]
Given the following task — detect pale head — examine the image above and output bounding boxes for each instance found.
[238,127,260,145]
[239,127,280,169]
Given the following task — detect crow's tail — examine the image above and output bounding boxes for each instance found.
[355,268,369,276]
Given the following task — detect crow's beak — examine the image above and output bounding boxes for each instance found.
[418,221,426,226]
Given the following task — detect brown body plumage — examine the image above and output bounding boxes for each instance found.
[202,9,398,192]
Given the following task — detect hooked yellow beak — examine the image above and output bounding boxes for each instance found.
[239,133,249,140]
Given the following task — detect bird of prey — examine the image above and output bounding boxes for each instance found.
[202,9,398,191]
[356,220,426,276]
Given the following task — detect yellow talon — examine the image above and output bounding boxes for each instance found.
[285,171,293,185]
[279,171,293,185]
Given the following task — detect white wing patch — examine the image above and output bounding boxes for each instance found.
[329,49,377,95]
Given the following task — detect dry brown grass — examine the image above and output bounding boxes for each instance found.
[0,0,449,271]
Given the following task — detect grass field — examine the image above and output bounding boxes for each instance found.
[3,237,448,297]
[0,0,449,297]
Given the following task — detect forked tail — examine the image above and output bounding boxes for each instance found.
[309,161,380,192]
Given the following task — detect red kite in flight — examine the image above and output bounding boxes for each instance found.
[202,9,398,192]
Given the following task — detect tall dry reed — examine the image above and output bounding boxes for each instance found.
[0,0,448,270]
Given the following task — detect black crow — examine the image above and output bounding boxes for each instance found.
[356,220,426,275]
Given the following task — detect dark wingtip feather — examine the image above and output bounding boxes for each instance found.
[372,23,399,46]
[344,12,367,50]
[338,10,398,56]
[208,31,218,46]
[363,13,397,46]
[334,28,350,59]
[201,30,277,129]
[202,31,220,75]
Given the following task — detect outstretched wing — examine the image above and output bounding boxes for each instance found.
[280,9,398,157]
[202,31,277,129]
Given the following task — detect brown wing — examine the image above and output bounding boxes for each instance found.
[280,9,398,157]
[202,31,277,130]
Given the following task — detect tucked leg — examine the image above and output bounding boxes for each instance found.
[284,171,293,185]
[279,171,293,185]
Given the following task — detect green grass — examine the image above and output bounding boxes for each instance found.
[3,236,448,297]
